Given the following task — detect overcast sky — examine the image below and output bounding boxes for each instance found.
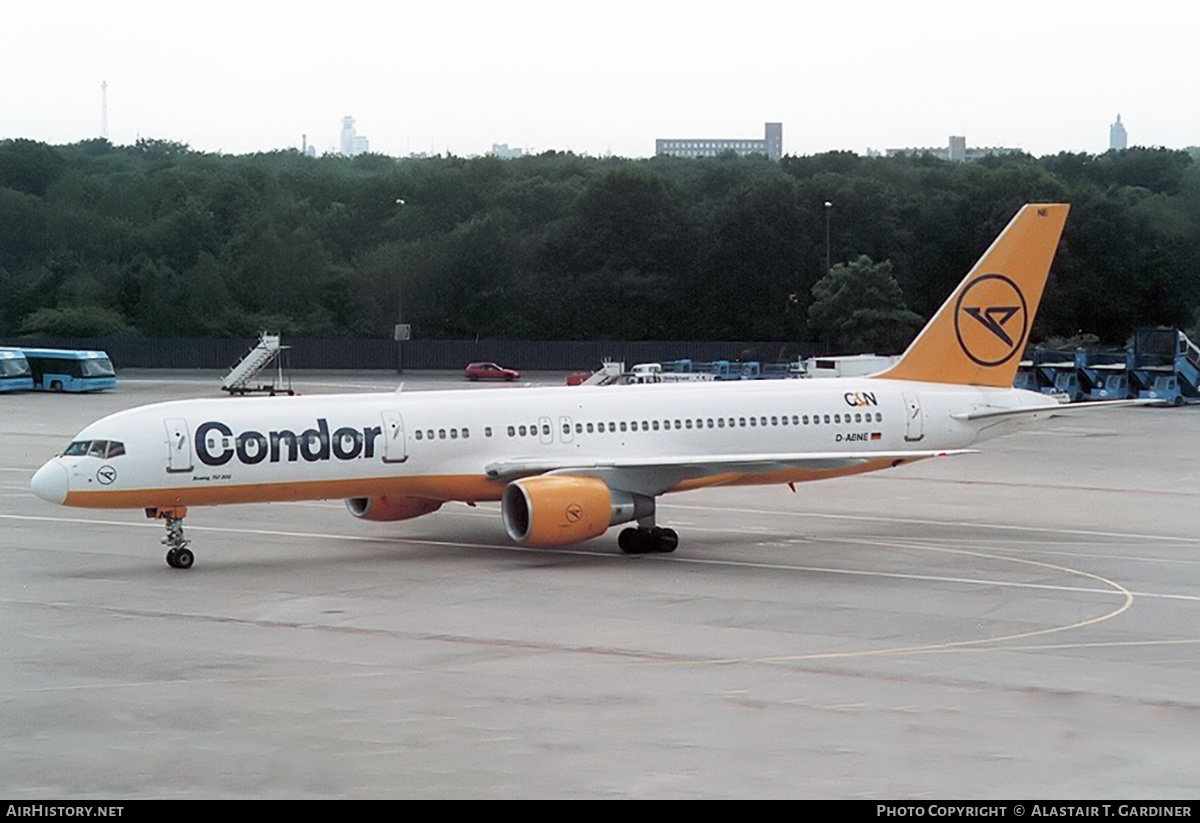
[3,0,1193,159]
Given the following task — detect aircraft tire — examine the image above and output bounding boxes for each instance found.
[174,548,194,569]
[166,549,178,568]
[618,528,652,555]
[653,528,679,553]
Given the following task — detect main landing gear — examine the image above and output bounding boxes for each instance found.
[148,506,194,569]
[618,525,679,555]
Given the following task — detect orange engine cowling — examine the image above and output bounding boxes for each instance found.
[502,475,616,547]
[345,495,443,522]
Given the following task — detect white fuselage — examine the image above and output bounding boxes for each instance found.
[32,378,1047,511]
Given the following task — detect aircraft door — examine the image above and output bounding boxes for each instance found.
[559,416,574,444]
[902,393,924,442]
[381,411,408,463]
[164,418,193,473]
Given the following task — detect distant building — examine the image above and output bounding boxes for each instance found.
[340,116,370,157]
[1110,114,1128,150]
[656,122,783,161]
[489,143,526,159]
[886,135,1019,162]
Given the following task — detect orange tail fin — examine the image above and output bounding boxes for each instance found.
[876,203,1069,387]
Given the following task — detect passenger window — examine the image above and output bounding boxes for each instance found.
[519,425,527,436]
[507,426,515,437]
[450,429,458,439]
[415,430,423,440]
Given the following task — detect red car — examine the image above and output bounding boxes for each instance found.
[464,361,520,381]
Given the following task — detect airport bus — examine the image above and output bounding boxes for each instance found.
[0,348,34,392]
[21,348,117,392]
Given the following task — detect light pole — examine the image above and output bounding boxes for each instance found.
[394,198,408,374]
[824,201,832,274]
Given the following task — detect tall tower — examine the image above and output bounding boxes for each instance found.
[764,122,783,161]
[340,116,369,156]
[101,80,109,139]
[1110,114,1127,150]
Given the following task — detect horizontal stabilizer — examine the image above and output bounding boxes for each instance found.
[951,398,1156,422]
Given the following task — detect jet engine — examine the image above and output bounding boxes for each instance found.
[501,475,653,547]
[345,495,443,522]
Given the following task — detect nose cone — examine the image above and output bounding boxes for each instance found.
[31,460,68,505]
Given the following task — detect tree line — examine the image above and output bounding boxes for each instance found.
[1,136,1198,353]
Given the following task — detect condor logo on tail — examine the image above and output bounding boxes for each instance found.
[874,204,1068,387]
[954,274,1028,367]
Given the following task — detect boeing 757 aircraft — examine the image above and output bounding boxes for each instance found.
[33,204,1099,569]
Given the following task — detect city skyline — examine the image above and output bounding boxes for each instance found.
[2,1,1194,160]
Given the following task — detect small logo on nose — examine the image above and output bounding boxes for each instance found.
[96,465,117,485]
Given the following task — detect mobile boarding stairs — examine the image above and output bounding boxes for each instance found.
[221,332,294,396]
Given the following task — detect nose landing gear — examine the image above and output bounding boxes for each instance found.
[148,506,194,569]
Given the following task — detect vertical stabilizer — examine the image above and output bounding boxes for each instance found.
[876,203,1069,387]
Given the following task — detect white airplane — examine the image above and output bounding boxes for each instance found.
[33,203,1106,569]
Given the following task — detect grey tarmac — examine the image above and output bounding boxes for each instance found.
[2,371,1198,798]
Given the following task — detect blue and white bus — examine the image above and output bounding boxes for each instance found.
[0,348,34,392]
[21,348,117,392]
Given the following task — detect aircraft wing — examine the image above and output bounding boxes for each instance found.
[484,449,975,497]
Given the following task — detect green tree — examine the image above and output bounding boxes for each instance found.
[807,256,924,353]
[18,306,138,337]
[0,139,65,197]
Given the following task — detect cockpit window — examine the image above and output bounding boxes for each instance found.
[63,440,125,458]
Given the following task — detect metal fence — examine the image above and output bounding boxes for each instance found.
[0,337,829,372]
